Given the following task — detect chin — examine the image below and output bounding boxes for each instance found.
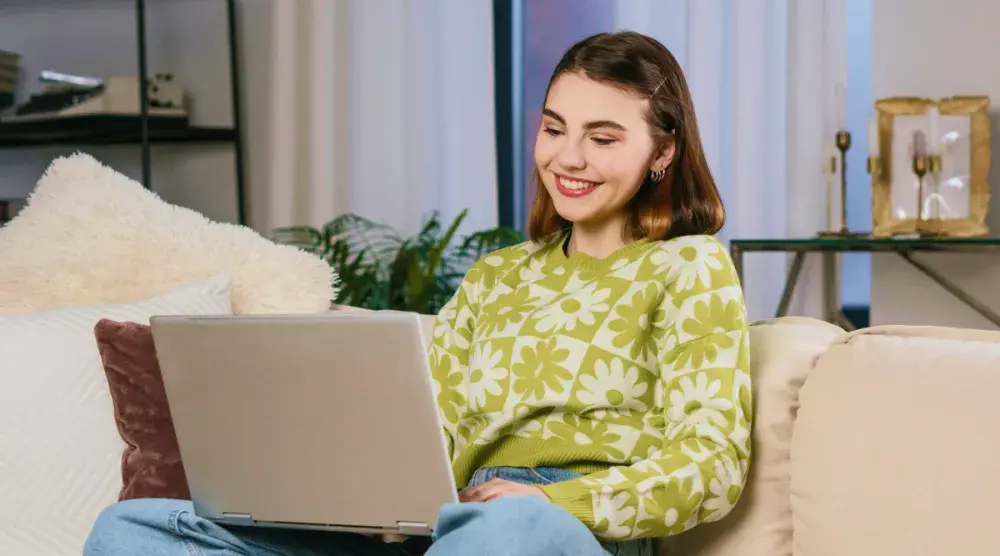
[550,202,598,224]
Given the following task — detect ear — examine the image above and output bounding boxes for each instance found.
[651,139,676,173]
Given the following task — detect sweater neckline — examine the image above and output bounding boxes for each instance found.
[550,231,653,270]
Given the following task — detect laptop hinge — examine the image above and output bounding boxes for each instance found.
[397,521,430,535]
[221,512,255,526]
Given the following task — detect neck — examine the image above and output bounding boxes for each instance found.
[566,215,631,259]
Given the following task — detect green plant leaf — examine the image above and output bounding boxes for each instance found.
[323,213,402,270]
[270,210,523,314]
[268,226,327,255]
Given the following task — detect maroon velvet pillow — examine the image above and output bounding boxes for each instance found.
[94,319,190,501]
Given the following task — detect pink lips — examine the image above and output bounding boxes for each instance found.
[554,174,602,198]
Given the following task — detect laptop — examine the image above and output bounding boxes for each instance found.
[150,312,459,537]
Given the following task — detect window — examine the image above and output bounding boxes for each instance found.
[494,0,614,230]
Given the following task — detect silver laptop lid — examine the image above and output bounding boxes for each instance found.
[150,312,458,536]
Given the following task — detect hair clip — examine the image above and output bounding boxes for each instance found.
[651,76,667,96]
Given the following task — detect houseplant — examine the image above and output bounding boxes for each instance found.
[270,210,523,314]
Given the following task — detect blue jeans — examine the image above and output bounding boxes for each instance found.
[84,466,656,556]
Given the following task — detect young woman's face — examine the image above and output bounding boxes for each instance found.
[534,72,671,229]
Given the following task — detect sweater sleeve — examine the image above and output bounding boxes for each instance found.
[539,242,752,540]
[427,261,484,463]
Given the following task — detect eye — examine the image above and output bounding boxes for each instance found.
[591,137,617,146]
[543,127,563,137]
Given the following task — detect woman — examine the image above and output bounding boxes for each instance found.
[84,30,751,556]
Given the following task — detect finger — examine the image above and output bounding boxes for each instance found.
[458,481,490,503]
[481,489,507,502]
[458,487,485,503]
[458,485,481,503]
[466,483,507,503]
[483,484,532,502]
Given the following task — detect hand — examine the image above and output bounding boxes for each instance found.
[458,478,551,504]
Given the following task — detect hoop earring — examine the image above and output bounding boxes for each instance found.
[650,168,666,182]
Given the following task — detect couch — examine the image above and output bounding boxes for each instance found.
[3,156,998,555]
[8,309,1000,555]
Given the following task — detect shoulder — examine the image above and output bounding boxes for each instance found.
[645,234,739,295]
[650,233,728,254]
[468,238,550,275]
[461,237,556,296]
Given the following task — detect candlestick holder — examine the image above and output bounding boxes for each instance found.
[817,130,866,238]
[928,154,943,220]
[824,148,837,232]
[912,153,928,235]
[867,155,881,176]
[835,130,850,233]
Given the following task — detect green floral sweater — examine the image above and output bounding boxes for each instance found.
[428,232,752,541]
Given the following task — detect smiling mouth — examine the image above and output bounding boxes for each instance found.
[554,174,603,198]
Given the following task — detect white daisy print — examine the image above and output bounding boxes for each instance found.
[518,257,547,283]
[432,303,456,349]
[592,487,635,539]
[508,403,543,437]
[484,254,505,267]
[578,358,649,417]
[467,343,507,411]
[702,454,744,521]
[650,238,723,291]
[587,467,630,487]
[534,282,611,332]
[666,372,733,430]
[634,499,678,537]
[469,413,510,446]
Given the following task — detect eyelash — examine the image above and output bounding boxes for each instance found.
[543,127,617,146]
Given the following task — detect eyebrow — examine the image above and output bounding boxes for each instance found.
[542,108,628,132]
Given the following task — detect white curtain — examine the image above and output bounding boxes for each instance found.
[612,0,846,322]
[260,0,499,238]
[252,0,847,322]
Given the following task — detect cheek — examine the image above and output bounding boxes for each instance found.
[534,136,557,167]
[592,149,647,187]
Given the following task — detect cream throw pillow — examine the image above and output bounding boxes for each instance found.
[0,274,232,556]
[0,153,336,314]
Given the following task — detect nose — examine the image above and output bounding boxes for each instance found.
[554,137,586,171]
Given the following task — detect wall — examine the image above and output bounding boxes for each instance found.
[870,0,1000,329]
[0,0,271,229]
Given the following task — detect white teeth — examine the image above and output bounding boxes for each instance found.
[561,178,597,190]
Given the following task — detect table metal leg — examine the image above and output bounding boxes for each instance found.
[821,251,856,331]
[731,244,744,289]
[821,252,836,322]
[775,252,806,317]
[898,252,1000,328]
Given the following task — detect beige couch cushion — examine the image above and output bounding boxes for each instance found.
[791,325,1000,556]
[665,317,844,556]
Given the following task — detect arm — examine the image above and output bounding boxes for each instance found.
[427,262,482,463]
[539,243,752,540]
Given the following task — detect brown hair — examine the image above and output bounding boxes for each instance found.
[527,31,724,242]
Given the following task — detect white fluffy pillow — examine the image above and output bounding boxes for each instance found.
[0,153,336,314]
[0,274,232,556]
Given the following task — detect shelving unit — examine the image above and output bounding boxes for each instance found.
[0,0,247,225]
[0,115,236,146]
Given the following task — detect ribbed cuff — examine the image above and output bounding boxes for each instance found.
[538,477,594,524]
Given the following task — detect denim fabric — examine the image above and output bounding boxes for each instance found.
[455,467,655,556]
[83,466,657,556]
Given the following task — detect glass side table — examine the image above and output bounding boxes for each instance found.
[729,236,1000,330]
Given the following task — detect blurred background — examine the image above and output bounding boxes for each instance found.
[2,0,998,331]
